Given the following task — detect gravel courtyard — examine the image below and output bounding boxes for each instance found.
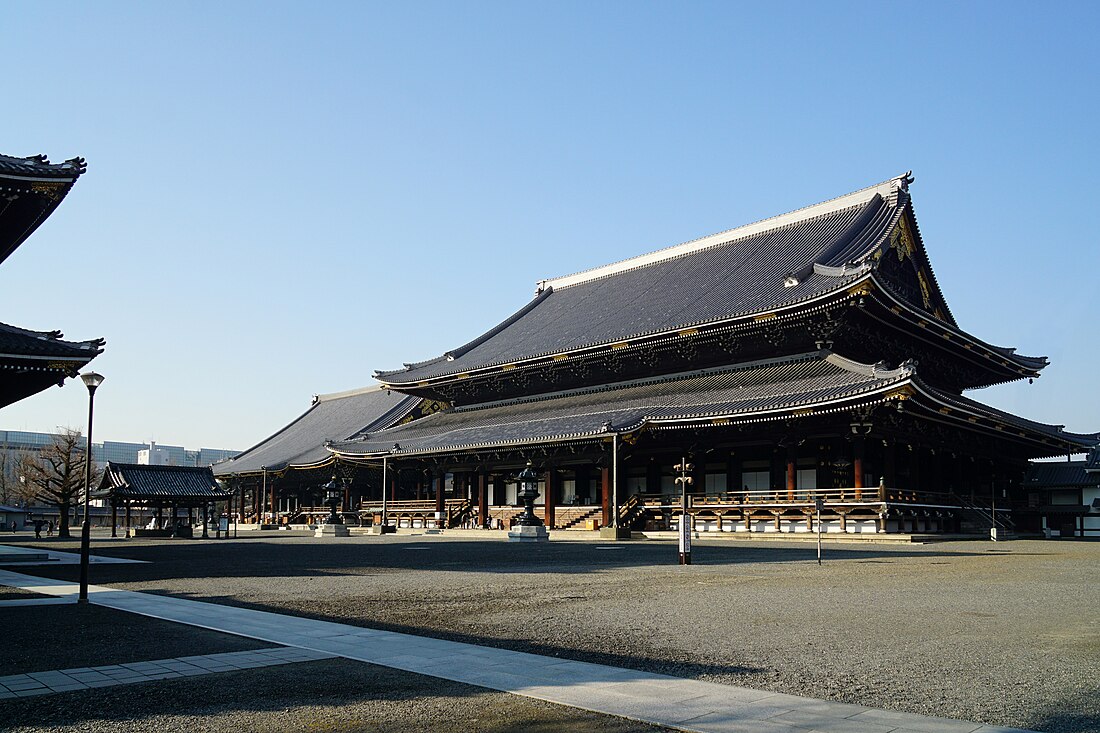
[5,533,1098,732]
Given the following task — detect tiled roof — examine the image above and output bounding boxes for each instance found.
[0,154,86,179]
[923,389,1097,450]
[99,463,231,500]
[0,153,86,266]
[1085,446,1100,472]
[0,321,104,360]
[337,352,915,458]
[213,386,419,476]
[377,174,1040,386]
[1024,462,1097,489]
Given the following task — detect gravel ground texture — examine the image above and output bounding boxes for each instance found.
[5,532,1099,733]
[0,604,272,675]
[0,657,669,733]
[0,584,49,600]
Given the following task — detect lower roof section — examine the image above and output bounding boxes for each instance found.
[213,385,420,477]
[331,352,1097,461]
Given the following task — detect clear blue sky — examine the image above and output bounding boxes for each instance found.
[2,1,1097,451]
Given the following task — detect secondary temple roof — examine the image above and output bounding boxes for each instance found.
[97,463,231,501]
[213,386,419,476]
[376,173,1044,388]
[336,352,1092,460]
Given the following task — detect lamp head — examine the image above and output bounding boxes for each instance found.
[80,372,105,393]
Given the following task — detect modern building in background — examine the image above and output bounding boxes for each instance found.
[0,429,238,472]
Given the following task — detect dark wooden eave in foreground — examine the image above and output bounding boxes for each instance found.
[0,321,104,408]
[96,463,231,504]
[335,351,1095,463]
[376,174,1045,398]
[0,153,86,266]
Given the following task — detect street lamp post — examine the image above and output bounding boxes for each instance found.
[78,372,104,604]
[674,458,694,565]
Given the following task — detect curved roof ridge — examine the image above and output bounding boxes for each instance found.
[314,383,387,403]
[537,174,911,292]
[824,353,916,379]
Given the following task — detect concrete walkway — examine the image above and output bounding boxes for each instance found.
[0,647,335,698]
[0,569,1031,733]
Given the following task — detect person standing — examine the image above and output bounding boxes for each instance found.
[33,520,42,539]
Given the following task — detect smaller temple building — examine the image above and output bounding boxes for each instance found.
[1025,453,1100,538]
[97,463,231,538]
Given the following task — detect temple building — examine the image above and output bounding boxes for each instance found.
[0,154,103,408]
[216,174,1098,536]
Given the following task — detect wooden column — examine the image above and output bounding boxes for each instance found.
[435,473,445,527]
[786,446,797,501]
[600,466,611,526]
[125,501,131,535]
[853,438,865,500]
[269,477,277,523]
[544,468,556,528]
[111,501,118,538]
[478,471,488,528]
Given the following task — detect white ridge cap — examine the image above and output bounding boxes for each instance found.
[537,174,910,292]
[314,383,386,403]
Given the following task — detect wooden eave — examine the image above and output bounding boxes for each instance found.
[863,274,1045,386]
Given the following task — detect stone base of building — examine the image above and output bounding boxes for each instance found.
[599,526,632,540]
[366,525,396,535]
[508,524,550,542]
[314,523,350,538]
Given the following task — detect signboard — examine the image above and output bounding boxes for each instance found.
[679,519,691,554]
[218,517,229,532]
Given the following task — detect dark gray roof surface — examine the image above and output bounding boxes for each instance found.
[1025,462,1098,489]
[379,183,901,383]
[1087,447,1100,472]
[213,386,419,476]
[378,174,1039,386]
[0,321,104,360]
[337,352,915,458]
[99,463,230,499]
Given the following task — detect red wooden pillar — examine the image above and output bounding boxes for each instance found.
[853,438,865,500]
[478,471,488,528]
[544,468,556,528]
[786,447,797,501]
[269,477,277,522]
[600,466,611,526]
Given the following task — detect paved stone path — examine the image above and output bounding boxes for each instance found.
[0,570,1031,733]
[0,647,335,698]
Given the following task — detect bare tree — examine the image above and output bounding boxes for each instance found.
[16,428,99,539]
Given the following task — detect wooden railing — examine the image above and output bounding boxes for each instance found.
[638,486,962,509]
